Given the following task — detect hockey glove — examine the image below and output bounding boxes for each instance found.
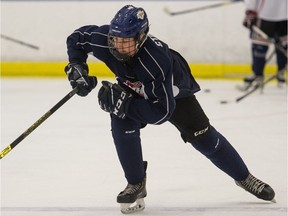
[65,63,97,97]
[243,10,257,29]
[98,81,132,119]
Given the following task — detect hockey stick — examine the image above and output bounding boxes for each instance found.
[0,87,78,159]
[235,74,277,102]
[1,34,39,50]
[164,1,241,16]
[252,26,287,58]
[220,74,277,104]
[220,50,276,104]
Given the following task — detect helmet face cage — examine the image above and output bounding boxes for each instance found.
[108,36,137,62]
[108,5,149,62]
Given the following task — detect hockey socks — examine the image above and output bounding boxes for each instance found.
[252,43,268,77]
[190,127,249,181]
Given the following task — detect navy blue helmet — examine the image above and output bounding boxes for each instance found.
[108,5,149,61]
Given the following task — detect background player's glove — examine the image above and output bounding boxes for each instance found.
[98,81,132,119]
[65,63,97,97]
[243,10,257,29]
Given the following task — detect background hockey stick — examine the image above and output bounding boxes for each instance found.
[220,50,276,104]
[252,26,287,58]
[220,74,277,104]
[0,87,78,159]
[164,0,241,16]
[1,34,40,50]
[235,74,277,102]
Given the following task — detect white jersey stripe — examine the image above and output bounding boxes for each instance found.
[138,57,170,125]
[144,47,166,81]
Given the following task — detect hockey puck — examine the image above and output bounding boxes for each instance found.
[204,89,211,93]
[220,100,228,104]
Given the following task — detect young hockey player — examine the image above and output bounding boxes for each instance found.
[239,0,287,91]
[64,5,275,214]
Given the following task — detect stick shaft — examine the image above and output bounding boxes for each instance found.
[252,26,288,58]
[1,34,39,50]
[236,74,277,102]
[222,50,275,104]
[165,1,238,16]
[0,87,78,159]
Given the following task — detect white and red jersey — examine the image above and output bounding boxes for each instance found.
[244,0,287,21]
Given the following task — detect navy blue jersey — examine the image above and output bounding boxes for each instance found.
[66,25,200,124]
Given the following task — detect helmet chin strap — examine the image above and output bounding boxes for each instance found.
[135,33,148,55]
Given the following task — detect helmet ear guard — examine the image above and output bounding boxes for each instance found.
[108,5,149,61]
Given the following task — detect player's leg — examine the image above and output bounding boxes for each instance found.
[274,20,287,84]
[239,20,271,91]
[111,114,147,213]
[169,95,249,180]
[169,95,275,201]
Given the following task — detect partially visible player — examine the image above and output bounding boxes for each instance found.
[239,0,287,91]
[64,5,276,214]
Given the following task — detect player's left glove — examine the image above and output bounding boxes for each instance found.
[98,81,132,119]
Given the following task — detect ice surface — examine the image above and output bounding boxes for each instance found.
[1,78,287,216]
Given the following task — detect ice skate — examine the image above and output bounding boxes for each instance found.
[235,173,276,202]
[276,69,287,88]
[236,75,264,92]
[118,161,148,214]
[117,178,147,214]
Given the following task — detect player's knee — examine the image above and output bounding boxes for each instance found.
[180,125,210,143]
[111,121,141,146]
[252,43,268,59]
[112,127,140,143]
[183,126,225,157]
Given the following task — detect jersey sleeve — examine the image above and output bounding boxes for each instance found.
[244,0,258,11]
[66,25,109,64]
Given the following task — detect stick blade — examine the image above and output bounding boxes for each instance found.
[163,7,173,16]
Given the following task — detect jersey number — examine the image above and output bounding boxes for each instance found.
[150,36,163,47]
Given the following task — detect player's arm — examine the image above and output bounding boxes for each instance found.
[127,73,175,124]
[98,68,175,124]
[65,25,100,96]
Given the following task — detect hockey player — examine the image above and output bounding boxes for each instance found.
[64,5,275,214]
[240,0,287,91]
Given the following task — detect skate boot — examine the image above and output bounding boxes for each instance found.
[276,69,287,87]
[117,161,148,214]
[236,75,264,91]
[235,173,276,202]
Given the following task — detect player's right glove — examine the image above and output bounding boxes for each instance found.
[243,10,257,29]
[65,63,97,97]
[98,81,132,119]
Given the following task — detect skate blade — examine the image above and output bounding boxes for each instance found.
[120,198,145,214]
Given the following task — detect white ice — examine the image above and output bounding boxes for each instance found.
[0,78,287,216]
